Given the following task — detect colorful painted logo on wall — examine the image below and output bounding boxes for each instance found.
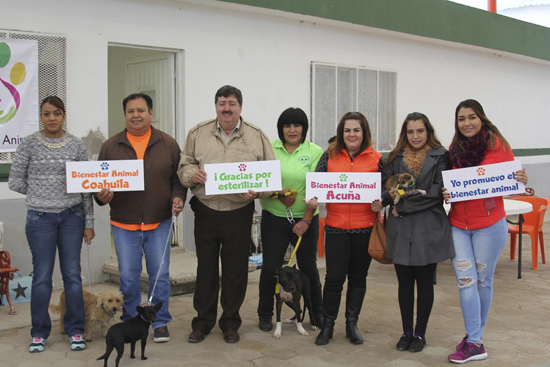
[0,38,38,153]
[0,42,26,124]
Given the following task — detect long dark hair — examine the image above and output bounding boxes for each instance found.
[327,112,372,158]
[386,112,443,165]
[449,99,510,154]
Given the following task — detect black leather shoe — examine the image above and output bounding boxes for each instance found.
[315,319,334,346]
[188,329,208,343]
[408,336,426,353]
[396,334,413,351]
[345,324,363,345]
[223,329,240,343]
[259,317,273,331]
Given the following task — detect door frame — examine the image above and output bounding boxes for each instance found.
[124,53,175,135]
[109,42,185,145]
[107,43,186,249]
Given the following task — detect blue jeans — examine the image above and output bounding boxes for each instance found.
[25,205,85,339]
[451,217,507,344]
[111,218,172,329]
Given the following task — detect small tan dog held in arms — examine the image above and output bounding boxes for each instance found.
[384,173,427,204]
[50,289,123,342]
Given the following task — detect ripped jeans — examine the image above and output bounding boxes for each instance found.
[451,217,507,345]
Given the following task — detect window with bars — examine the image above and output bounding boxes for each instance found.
[0,30,67,164]
[311,62,397,152]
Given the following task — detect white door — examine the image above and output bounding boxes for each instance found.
[124,53,183,248]
[125,54,175,136]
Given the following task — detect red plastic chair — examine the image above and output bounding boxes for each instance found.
[0,250,19,314]
[508,196,549,270]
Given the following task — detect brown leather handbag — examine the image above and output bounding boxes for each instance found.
[368,215,392,264]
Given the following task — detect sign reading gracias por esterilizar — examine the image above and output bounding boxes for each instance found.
[442,160,525,203]
[66,160,145,193]
[204,160,282,195]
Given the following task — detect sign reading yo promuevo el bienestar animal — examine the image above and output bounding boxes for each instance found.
[442,160,525,203]
[204,160,282,195]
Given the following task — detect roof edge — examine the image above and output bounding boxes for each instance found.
[218,0,550,62]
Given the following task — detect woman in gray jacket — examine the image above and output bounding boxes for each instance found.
[373,112,453,353]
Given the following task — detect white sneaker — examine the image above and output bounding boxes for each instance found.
[29,337,45,353]
[70,334,86,351]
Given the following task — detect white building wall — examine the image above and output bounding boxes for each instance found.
[500,5,550,28]
[1,0,549,284]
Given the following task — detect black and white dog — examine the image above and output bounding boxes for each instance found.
[273,265,319,339]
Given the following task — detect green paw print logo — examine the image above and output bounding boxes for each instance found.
[339,174,348,182]
[0,42,27,125]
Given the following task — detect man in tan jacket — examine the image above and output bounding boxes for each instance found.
[178,85,275,344]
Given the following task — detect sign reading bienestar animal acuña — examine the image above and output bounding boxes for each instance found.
[65,160,144,193]
[204,160,282,195]
[442,160,525,203]
[306,172,381,203]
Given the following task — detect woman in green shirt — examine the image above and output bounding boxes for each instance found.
[257,108,324,332]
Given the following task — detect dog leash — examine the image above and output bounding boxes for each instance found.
[270,189,298,200]
[147,212,176,306]
[274,190,303,295]
[272,190,299,225]
[85,242,94,296]
[286,236,302,267]
[275,234,304,295]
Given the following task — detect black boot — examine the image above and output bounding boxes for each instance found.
[315,318,334,345]
[309,271,324,329]
[315,289,341,346]
[345,287,366,345]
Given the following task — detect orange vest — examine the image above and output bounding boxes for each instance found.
[326,147,382,230]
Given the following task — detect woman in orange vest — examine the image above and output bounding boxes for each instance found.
[312,112,383,346]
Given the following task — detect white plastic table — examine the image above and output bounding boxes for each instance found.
[503,199,533,279]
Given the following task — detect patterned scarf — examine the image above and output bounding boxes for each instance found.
[403,144,430,177]
[449,129,489,168]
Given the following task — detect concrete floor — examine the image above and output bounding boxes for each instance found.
[1,222,549,367]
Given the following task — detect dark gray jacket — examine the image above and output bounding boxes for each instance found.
[381,147,454,266]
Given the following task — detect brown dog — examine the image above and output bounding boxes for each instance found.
[50,288,123,341]
[384,173,426,204]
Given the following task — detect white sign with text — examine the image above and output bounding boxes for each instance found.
[204,160,282,195]
[66,160,144,193]
[306,172,381,203]
[442,160,524,203]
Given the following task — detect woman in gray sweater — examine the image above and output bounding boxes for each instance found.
[373,112,454,353]
[9,96,95,353]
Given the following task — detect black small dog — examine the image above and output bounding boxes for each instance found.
[273,265,318,339]
[97,302,162,367]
